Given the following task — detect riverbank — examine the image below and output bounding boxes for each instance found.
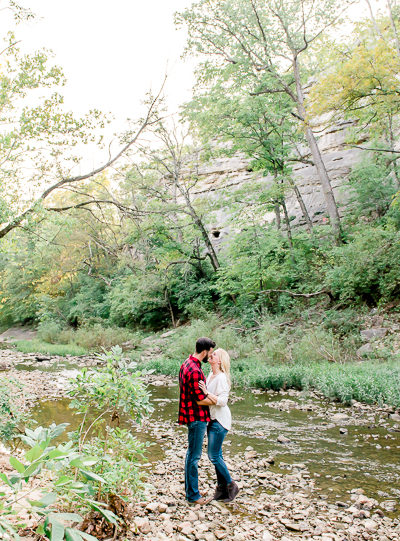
[3,307,400,409]
[127,414,400,541]
[143,355,400,409]
[2,351,400,540]
[129,311,400,409]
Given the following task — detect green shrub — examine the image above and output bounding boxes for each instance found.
[347,154,397,218]
[325,228,400,305]
[0,378,28,443]
[73,324,138,350]
[291,328,347,363]
[256,320,288,363]
[241,360,400,407]
[82,427,147,499]
[165,315,220,361]
[13,339,88,356]
[37,320,63,344]
[322,308,363,337]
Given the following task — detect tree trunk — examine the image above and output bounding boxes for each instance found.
[287,176,313,234]
[388,113,400,187]
[185,196,220,271]
[274,203,281,230]
[292,58,342,243]
[365,0,385,39]
[387,0,400,58]
[281,199,293,249]
[165,287,176,328]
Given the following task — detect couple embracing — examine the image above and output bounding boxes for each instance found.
[178,337,239,505]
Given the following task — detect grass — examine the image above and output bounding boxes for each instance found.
[37,322,142,352]
[13,339,88,356]
[235,359,400,408]
[141,354,400,408]
[136,312,400,408]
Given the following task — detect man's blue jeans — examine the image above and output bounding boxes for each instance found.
[185,420,207,502]
[207,420,232,487]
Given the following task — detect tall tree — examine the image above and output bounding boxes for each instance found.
[309,13,400,185]
[183,80,314,234]
[134,118,221,271]
[176,0,354,242]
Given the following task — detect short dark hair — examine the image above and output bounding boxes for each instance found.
[195,337,216,354]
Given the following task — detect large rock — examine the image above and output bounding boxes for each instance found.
[360,328,388,341]
[331,413,349,423]
[357,343,374,357]
[188,119,367,241]
[133,517,151,534]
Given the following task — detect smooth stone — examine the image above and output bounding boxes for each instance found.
[332,413,349,423]
[277,434,291,444]
[364,519,378,532]
[133,517,151,534]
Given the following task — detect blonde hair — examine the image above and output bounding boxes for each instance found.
[215,348,231,388]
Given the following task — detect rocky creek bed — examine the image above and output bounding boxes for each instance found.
[1,349,400,540]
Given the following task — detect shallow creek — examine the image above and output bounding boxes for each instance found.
[30,375,400,514]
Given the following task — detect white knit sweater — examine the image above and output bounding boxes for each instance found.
[206,372,231,430]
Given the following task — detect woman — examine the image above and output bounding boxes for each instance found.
[199,348,239,503]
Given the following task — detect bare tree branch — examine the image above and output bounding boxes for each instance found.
[0,78,166,239]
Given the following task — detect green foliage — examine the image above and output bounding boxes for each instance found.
[239,360,400,408]
[291,328,347,363]
[0,422,117,541]
[322,308,363,337]
[13,340,87,357]
[256,320,289,363]
[325,228,400,305]
[216,226,324,313]
[70,324,138,351]
[31,320,140,352]
[162,316,220,365]
[107,274,169,329]
[68,346,152,424]
[140,312,399,407]
[1,349,151,539]
[37,320,63,343]
[65,277,111,325]
[0,378,28,443]
[347,154,397,218]
[81,427,147,500]
[309,16,400,137]
[66,347,151,518]
[385,188,400,230]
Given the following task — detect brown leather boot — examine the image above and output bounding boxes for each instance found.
[213,484,228,501]
[223,481,239,502]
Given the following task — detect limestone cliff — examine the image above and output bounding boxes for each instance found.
[190,119,366,243]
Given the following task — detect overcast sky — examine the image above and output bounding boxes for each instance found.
[8,0,385,122]
[4,1,195,120]
[0,0,387,170]
[0,0,197,169]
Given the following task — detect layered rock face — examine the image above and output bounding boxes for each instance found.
[191,120,365,243]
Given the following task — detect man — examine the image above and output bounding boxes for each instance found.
[178,336,216,504]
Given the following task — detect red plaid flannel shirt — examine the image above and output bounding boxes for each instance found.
[178,354,210,425]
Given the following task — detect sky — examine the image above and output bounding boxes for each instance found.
[11,0,196,118]
[0,0,197,171]
[0,0,388,171]
[10,0,386,122]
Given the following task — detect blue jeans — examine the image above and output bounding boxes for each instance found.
[185,421,207,502]
[207,420,232,486]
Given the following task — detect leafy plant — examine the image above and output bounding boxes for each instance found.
[0,378,28,444]
[67,346,152,516]
[0,423,117,541]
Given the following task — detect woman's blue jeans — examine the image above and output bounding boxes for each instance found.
[207,420,232,487]
[185,421,207,502]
